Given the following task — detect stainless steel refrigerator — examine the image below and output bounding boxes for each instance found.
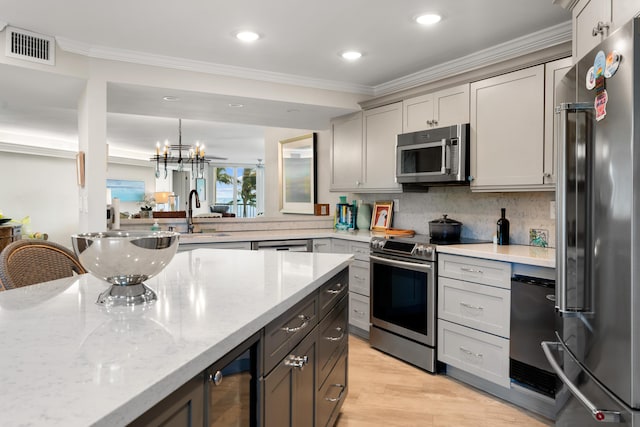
[543,16,640,427]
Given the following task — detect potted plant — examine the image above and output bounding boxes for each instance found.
[138,194,156,218]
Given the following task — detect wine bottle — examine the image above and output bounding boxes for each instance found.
[497,208,510,245]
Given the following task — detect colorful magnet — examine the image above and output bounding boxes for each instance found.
[593,50,606,78]
[586,66,596,90]
[595,89,608,121]
[604,50,621,78]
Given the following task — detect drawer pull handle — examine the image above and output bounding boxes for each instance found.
[325,327,345,342]
[353,308,365,315]
[459,346,483,359]
[281,314,310,333]
[326,283,345,295]
[284,354,309,370]
[324,384,346,402]
[460,302,484,311]
[353,275,364,281]
[461,267,483,274]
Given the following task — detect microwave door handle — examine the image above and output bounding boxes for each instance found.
[440,139,448,174]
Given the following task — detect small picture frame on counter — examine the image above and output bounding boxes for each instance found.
[314,203,330,216]
[371,201,393,231]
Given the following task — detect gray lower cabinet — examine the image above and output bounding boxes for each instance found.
[129,375,204,427]
[262,267,349,427]
[132,267,349,427]
[263,326,318,427]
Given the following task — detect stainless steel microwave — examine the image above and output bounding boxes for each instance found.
[395,123,470,186]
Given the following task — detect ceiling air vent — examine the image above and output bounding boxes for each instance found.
[5,26,55,65]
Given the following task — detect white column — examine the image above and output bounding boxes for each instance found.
[77,78,107,232]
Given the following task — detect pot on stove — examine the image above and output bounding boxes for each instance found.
[428,214,462,242]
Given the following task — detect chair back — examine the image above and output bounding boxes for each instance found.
[0,239,86,290]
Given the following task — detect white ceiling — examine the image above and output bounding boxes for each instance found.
[0,0,571,163]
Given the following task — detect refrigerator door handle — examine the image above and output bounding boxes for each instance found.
[542,341,622,423]
[555,102,594,316]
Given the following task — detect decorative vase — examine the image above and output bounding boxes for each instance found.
[356,201,371,230]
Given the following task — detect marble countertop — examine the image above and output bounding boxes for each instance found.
[0,249,352,426]
[179,228,373,244]
[436,243,555,268]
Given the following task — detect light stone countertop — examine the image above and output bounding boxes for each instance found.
[0,249,352,426]
[436,243,556,268]
[178,228,373,244]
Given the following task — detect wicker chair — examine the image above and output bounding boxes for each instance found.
[0,239,86,290]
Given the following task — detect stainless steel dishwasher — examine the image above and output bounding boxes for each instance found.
[251,239,312,252]
[510,274,557,397]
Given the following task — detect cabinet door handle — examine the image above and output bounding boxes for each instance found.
[324,327,345,342]
[592,21,610,37]
[326,283,345,295]
[459,302,484,311]
[459,346,483,359]
[324,384,346,402]
[281,314,310,333]
[461,267,483,274]
[284,354,309,370]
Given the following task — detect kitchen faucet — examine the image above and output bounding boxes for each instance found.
[187,189,201,233]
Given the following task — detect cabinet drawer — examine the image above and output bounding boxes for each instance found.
[319,268,349,319]
[318,296,348,386]
[438,254,511,288]
[316,346,348,427]
[264,294,318,375]
[349,241,370,261]
[438,277,510,338]
[349,260,369,296]
[348,292,370,332]
[438,319,510,388]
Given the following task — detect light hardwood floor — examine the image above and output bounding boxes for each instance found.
[336,335,553,427]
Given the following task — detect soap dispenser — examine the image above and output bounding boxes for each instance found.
[151,220,160,232]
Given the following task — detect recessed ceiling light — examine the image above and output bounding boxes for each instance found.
[236,31,260,42]
[341,51,362,61]
[415,14,442,25]
[228,103,244,108]
[162,96,179,102]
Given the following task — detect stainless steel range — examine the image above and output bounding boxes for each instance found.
[369,234,438,373]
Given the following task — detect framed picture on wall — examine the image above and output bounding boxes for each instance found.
[196,178,206,201]
[371,201,393,231]
[279,133,317,214]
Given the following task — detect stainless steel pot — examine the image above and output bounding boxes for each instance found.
[428,214,462,241]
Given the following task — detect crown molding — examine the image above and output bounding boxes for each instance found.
[552,0,580,10]
[55,37,375,96]
[0,140,76,159]
[0,21,7,32]
[56,21,571,99]
[373,20,572,96]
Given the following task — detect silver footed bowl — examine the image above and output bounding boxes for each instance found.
[71,231,180,307]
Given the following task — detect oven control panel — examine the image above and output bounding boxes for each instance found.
[370,236,436,261]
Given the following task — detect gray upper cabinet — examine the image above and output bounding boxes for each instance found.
[470,64,546,192]
[330,102,402,193]
[361,102,402,192]
[330,111,364,191]
[572,0,640,61]
[402,84,470,133]
[543,57,573,186]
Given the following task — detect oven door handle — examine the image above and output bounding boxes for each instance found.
[370,254,433,272]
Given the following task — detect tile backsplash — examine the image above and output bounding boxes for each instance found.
[353,187,556,247]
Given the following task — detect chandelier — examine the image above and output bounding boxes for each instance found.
[150,119,210,179]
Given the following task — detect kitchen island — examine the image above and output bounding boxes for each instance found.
[0,248,352,426]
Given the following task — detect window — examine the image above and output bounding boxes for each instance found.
[213,166,262,218]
